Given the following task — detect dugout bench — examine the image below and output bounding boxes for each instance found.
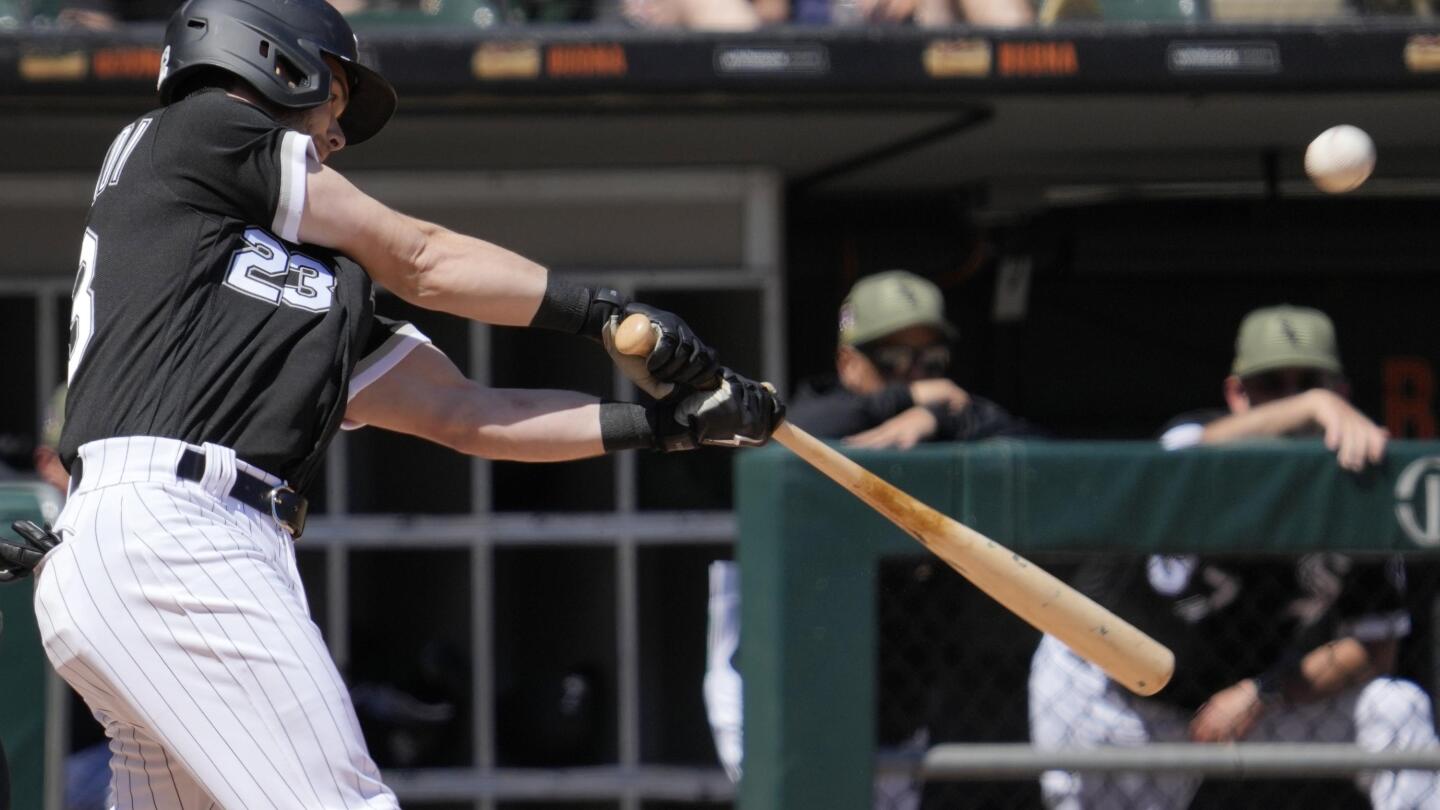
[735,439,1440,810]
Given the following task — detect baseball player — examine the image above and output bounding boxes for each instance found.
[2,1,784,807]
[1028,306,1440,810]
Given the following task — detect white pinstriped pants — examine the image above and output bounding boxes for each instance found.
[33,437,397,810]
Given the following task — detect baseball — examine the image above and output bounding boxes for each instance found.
[1304,124,1375,194]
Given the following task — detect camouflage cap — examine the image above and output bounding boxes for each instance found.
[838,270,957,347]
[1232,305,1343,378]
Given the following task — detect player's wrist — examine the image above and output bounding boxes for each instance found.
[598,400,700,453]
[599,401,657,452]
[530,278,629,340]
[1249,671,1286,708]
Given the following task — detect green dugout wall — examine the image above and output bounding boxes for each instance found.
[736,439,1440,810]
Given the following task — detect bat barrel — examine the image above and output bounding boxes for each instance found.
[775,422,1174,696]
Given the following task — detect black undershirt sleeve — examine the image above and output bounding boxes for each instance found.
[786,383,913,438]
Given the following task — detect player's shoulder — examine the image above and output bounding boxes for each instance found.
[155,88,286,144]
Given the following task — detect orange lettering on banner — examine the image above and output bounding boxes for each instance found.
[546,44,627,78]
[997,41,1078,77]
[1383,356,1437,438]
[92,47,163,81]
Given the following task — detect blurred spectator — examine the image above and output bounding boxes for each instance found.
[621,0,763,28]
[916,0,1034,25]
[625,0,1034,27]
[43,0,1034,30]
[706,270,1038,803]
[833,0,1034,25]
[52,0,179,27]
[50,0,368,28]
[1028,305,1440,810]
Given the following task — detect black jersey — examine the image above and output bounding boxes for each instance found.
[60,90,423,489]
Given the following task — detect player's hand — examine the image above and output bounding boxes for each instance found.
[0,520,62,583]
[1189,679,1265,743]
[844,406,938,450]
[603,303,719,400]
[909,379,970,414]
[1305,389,1388,472]
[654,369,785,451]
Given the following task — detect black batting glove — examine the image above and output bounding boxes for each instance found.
[621,303,720,391]
[652,369,786,452]
[0,520,61,583]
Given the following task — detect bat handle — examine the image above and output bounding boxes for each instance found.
[615,313,660,357]
[613,311,745,395]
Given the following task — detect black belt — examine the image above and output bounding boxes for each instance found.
[70,449,309,539]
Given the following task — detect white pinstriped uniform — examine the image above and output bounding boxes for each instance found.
[35,436,399,810]
[47,83,434,809]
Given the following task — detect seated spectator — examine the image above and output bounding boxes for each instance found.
[1028,305,1440,810]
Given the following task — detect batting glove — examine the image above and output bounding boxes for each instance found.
[654,369,786,452]
[602,303,719,401]
[0,521,61,583]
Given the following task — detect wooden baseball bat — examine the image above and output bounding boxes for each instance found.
[615,314,1174,696]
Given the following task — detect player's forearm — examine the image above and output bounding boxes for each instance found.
[402,218,548,326]
[1282,638,1392,703]
[457,388,607,461]
[1201,394,1318,444]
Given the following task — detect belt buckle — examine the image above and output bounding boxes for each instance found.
[266,485,307,539]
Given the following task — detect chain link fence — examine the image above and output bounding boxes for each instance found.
[873,554,1440,810]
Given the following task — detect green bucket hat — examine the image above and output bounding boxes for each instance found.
[1232,305,1343,378]
[838,270,957,347]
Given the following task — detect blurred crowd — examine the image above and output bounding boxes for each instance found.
[24,0,1427,31]
[4,0,1423,32]
[3,0,1035,29]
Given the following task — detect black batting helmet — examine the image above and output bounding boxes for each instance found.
[158,0,396,145]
